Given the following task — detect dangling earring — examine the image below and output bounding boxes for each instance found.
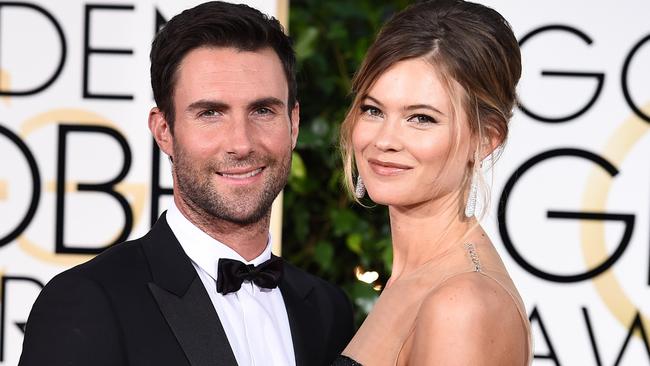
[465,153,480,218]
[464,171,478,218]
[355,175,366,199]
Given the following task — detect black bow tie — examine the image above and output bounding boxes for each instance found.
[216,255,284,295]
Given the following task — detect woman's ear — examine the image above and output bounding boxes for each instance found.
[479,123,505,161]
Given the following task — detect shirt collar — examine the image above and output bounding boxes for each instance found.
[166,200,273,282]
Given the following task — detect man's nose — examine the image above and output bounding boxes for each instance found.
[226,116,254,157]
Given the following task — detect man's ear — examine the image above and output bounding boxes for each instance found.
[148,107,174,157]
[290,102,300,150]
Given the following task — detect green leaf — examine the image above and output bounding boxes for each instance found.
[346,233,363,254]
[288,151,308,193]
[294,26,319,61]
[330,209,360,236]
[290,151,306,179]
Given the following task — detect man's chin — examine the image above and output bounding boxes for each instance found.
[202,198,274,226]
[214,209,271,226]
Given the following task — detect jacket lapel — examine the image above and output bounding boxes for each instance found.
[148,279,237,366]
[280,263,325,366]
[143,214,237,366]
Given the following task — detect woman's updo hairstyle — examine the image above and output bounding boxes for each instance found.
[340,0,521,214]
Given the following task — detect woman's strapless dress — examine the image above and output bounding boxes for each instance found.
[332,355,363,365]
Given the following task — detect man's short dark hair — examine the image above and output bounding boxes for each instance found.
[150,1,297,129]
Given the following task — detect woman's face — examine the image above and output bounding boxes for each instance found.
[352,58,472,208]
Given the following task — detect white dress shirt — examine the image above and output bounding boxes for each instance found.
[166,202,296,366]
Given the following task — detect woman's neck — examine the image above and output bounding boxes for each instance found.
[387,196,477,285]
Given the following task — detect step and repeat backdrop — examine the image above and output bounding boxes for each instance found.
[0,0,649,365]
[0,1,284,365]
[480,1,650,365]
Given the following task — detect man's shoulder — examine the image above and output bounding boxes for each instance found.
[80,237,146,273]
[281,260,348,302]
[20,237,156,366]
[281,260,356,355]
[48,235,151,291]
[283,260,329,287]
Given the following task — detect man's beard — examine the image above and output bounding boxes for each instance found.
[173,147,291,226]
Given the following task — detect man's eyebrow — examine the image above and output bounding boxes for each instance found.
[249,97,286,110]
[186,99,229,113]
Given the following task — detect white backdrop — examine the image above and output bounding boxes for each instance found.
[0,1,282,365]
[1,1,649,366]
[482,1,650,365]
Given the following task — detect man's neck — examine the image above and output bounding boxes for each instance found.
[174,197,271,261]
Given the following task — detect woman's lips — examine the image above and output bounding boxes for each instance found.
[367,158,412,176]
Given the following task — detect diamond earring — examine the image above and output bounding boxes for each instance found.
[464,170,478,218]
[355,176,366,199]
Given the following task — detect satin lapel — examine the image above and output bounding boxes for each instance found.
[148,279,237,366]
[280,264,325,366]
[143,214,237,366]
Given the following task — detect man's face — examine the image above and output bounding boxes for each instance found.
[155,47,299,225]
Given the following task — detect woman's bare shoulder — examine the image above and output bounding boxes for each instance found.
[408,272,528,365]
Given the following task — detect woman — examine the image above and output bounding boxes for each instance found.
[334,0,531,365]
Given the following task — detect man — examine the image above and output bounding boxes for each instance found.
[18,2,354,366]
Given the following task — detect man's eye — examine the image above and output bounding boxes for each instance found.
[199,110,219,117]
[255,107,273,115]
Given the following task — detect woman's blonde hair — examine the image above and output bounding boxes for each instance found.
[340,0,521,217]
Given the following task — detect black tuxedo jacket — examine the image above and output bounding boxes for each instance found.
[19,214,354,366]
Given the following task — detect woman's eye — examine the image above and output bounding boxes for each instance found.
[360,105,383,118]
[408,114,436,124]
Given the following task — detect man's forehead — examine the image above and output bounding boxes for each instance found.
[173,46,289,103]
[177,46,282,74]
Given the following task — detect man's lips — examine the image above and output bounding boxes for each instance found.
[367,158,413,176]
[217,167,264,179]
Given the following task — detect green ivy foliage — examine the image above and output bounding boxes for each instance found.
[285,0,411,325]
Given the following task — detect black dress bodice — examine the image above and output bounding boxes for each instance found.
[331,355,363,365]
